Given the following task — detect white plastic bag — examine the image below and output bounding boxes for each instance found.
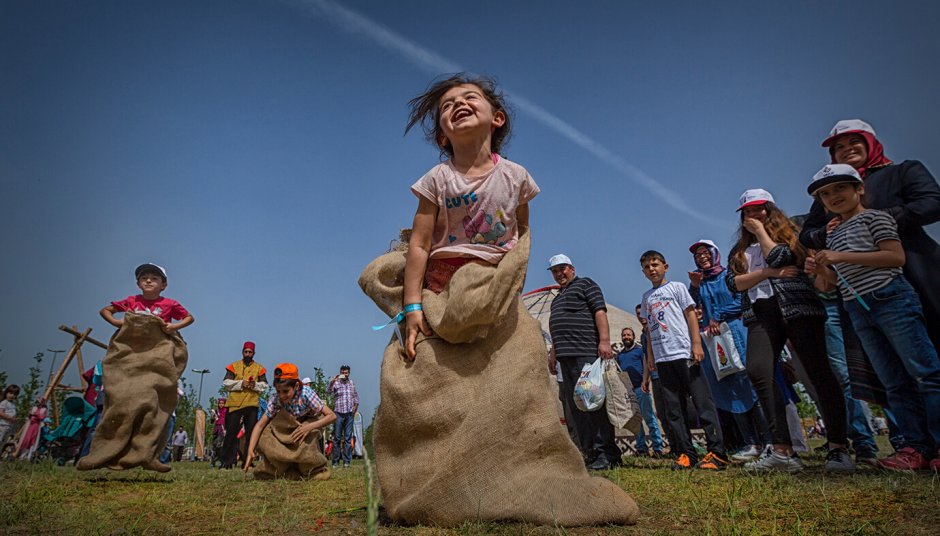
[704,322,745,381]
[603,359,642,433]
[573,358,606,412]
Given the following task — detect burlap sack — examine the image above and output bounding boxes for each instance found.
[359,232,638,527]
[77,312,187,472]
[253,411,330,480]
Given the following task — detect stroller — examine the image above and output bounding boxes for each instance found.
[39,396,97,465]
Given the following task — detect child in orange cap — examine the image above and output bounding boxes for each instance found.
[244,363,336,472]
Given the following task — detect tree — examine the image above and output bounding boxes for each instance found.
[17,353,45,421]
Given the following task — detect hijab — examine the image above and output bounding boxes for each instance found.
[693,243,725,279]
[829,131,893,178]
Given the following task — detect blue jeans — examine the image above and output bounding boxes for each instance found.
[332,412,354,464]
[632,386,663,453]
[821,297,879,456]
[844,276,940,455]
[159,414,176,464]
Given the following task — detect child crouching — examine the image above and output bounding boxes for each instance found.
[244,363,335,479]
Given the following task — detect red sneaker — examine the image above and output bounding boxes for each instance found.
[877,447,928,471]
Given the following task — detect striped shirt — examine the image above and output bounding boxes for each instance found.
[827,209,902,300]
[549,277,607,359]
[328,379,359,413]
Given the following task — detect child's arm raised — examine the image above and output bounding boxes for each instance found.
[684,306,704,363]
[100,305,124,328]
[402,196,438,360]
[815,240,905,269]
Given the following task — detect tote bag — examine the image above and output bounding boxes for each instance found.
[704,322,745,381]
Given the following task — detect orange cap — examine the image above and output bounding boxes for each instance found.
[273,363,299,381]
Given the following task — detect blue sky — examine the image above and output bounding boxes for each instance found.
[2,0,939,419]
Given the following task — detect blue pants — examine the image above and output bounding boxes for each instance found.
[844,276,940,455]
[632,386,663,453]
[159,414,176,464]
[332,412,354,464]
[821,297,879,456]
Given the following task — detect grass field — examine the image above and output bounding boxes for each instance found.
[1,439,938,535]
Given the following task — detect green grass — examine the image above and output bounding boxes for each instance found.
[1,440,937,535]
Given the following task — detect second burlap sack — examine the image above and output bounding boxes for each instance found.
[359,232,638,527]
[77,312,187,472]
[253,411,330,480]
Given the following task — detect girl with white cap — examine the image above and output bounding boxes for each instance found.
[725,190,853,473]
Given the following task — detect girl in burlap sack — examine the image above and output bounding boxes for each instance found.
[243,363,335,479]
[401,73,539,360]
[358,74,638,527]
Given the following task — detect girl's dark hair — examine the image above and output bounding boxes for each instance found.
[405,73,512,159]
[274,378,299,389]
[3,384,20,396]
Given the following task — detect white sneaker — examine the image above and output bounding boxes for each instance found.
[744,448,804,473]
[731,444,762,462]
[824,448,856,473]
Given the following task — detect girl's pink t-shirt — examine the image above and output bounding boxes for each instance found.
[411,157,539,264]
[111,295,189,323]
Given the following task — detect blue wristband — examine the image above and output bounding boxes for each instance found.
[403,303,423,313]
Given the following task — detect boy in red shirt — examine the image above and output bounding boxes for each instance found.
[100,263,194,333]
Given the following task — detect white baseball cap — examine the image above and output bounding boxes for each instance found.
[301,377,312,384]
[807,164,862,196]
[821,119,876,147]
[547,254,572,269]
[737,189,775,211]
[688,239,718,253]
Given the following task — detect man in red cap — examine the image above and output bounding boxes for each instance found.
[220,341,268,469]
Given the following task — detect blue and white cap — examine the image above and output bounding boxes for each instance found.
[547,254,573,269]
[808,164,862,196]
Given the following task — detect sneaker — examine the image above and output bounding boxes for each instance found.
[855,449,879,467]
[730,445,762,462]
[588,458,611,471]
[877,447,928,471]
[332,462,338,468]
[696,451,730,471]
[343,462,350,468]
[824,448,856,473]
[744,449,804,473]
[671,453,693,470]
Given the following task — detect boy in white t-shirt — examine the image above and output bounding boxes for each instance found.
[639,250,728,470]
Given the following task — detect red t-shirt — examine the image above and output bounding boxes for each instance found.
[111,295,189,323]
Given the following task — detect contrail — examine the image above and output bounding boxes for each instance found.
[286,0,731,229]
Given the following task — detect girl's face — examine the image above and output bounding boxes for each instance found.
[275,383,298,404]
[4,391,16,401]
[437,84,505,148]
[831,134,868,168]
[741,204,768,223]
[693,246,713,270]
[816,182,864,216]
